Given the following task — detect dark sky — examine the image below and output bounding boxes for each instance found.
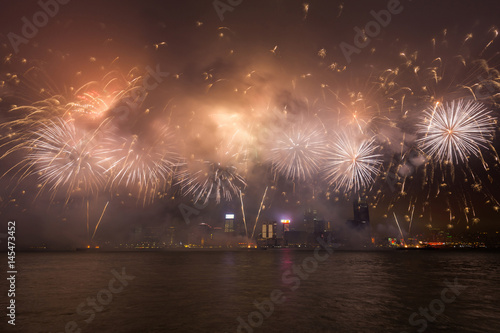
[1,0,499,248]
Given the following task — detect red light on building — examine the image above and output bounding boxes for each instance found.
[281,219,290,233]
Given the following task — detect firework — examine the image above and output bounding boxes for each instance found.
[65,90,110,119]
[5,67,136,118]
[250,186,268,239]
[321,70,405,137]
[0,22,498,236]
[416,100,496,163]
[176,143,247,205]
[323,131,382,192]
[266,122,327,181]
[26,118,106,201]
[392,27,500,109]
[393,212,406,246]
[372,28,500,227]
[98,125,180,205]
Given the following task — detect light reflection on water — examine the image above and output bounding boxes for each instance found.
[5,250,500,333]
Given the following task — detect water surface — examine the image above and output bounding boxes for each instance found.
[2,250,499,332]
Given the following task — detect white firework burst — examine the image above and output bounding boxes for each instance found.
[27,118,106,199]
[416,100,496,163]
[98,126,180,204]
[323,131,382,191]
[267,123,327,181]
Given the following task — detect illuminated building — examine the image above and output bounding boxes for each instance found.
[281,219,290,233]
[225,213,235,233]
[282,219,290,245]
[262,221,277,239]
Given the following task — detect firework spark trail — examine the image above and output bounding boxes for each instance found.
[320,69,407,138]
[91,200,109,241]
[177,160,247,205]
[64,68,156,121]
[87,200,90,241]
[393,212,406,246]
[239,189,248,238]
[176,143,247,204]
[409,204,415,235]
[323,131,382,192]
[417,100,496,164]
[251,186,268,240]
[3,67,146,125]
[479,27,498,56]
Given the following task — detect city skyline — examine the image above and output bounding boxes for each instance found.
[1,0,499,249]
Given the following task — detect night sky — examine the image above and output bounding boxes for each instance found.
[1,0,499,248]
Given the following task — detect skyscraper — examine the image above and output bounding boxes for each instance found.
[353,199,370,223]
[225,214,235,233]
[313,220,326,236]
[345,198,372,247]
[303,208,317,234]
[281,220,290,234]
[262,221,277,239]
[281,220,290,246]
